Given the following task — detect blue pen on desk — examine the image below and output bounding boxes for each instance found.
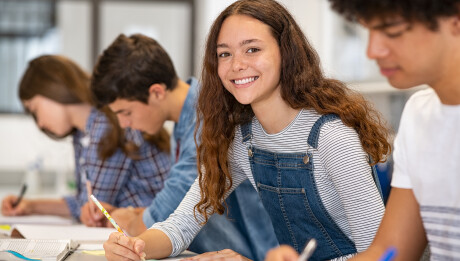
[3,250,40,261]
[379,247,397,261]
[12,184,27,208]
[298,238,317,261]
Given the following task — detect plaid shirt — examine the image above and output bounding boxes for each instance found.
[64,108,171,220]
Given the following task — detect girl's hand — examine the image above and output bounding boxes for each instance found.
[265,245,299,261]
[1,195,30,216]
[80,201,109,227]
[182,249,251,261]
[104,232,146,261]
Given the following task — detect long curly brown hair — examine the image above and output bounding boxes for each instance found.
[195,0,391,222]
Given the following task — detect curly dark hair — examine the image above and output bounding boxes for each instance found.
[328,0,460,30]
[195,0,391,222]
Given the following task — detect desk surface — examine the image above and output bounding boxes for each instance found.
[68,250,196,261]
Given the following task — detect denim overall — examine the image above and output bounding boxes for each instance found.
[241,114,382,261]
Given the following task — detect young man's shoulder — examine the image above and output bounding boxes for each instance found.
[402,88,438,116]
[407,88,435,104]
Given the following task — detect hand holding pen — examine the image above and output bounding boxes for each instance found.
[298,239,317,261]
[1,184,28,216]
[379,247,397,261]
[90,194,127,236]
[12,184,27,208]
[91,194,147,260]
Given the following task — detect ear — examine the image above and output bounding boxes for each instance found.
[450,13,460,35]
[148,83,167,103]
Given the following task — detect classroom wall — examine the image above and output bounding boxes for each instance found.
[0,0,410,190]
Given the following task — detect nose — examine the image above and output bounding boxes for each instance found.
[366,31,390,60]
[231,53,248,72]
[118,116,131,129]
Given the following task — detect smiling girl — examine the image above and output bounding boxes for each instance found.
[102,0,391,260]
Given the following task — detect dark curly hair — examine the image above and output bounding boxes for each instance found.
[328,0,460,30]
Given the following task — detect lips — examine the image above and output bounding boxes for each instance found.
[231,76,259,85]
[379,67,400,77]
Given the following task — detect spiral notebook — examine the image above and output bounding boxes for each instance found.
[0,239,79,261]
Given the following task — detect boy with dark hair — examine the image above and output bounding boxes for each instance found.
[266,1,460,260]
[87,33,278,261]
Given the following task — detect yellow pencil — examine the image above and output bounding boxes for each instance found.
[89,194,127,236]
[90,195,145,261]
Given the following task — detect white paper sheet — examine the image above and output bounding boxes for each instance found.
[11,224,116,243]
[0,215,74,226]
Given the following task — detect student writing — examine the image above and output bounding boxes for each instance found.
[1,55,171,223]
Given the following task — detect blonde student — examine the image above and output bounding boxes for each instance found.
[102,0,391,260]
[1,55,170,223]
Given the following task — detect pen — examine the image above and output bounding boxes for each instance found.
[90,194,127,236]
[379,247,397,261]
[298,238,317,261]
[90,195,145,261]
[83,170,97,218]
[12,184,27,208]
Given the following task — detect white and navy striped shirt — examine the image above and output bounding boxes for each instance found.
[152,109,384,259]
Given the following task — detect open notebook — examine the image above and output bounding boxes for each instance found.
[0,239,79,261]
[10,224,115,243]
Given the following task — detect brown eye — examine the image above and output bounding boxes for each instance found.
[218,52,231,58]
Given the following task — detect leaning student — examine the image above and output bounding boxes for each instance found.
[102,0,391,260]
[1,55,171,223]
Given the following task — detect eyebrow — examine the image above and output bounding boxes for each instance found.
[217,39,261,48]
[112,109,126,114]
[371,20,407,30]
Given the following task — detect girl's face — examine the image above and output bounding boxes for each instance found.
[217,14,282,108]
[23,95,73,137]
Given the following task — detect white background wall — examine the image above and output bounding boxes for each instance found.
[0,0,407,190]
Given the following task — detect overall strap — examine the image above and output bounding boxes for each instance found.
[307,114,340,149]
[241,121,252,143]
[307,114,385,202]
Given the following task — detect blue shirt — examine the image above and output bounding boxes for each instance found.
[64,108,171,219]
[143,78,278,261]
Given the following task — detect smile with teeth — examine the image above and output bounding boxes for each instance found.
[232,76,259,85]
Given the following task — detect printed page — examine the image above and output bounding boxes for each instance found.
[0,239,72,259]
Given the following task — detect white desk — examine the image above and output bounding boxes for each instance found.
[68,250,196,261]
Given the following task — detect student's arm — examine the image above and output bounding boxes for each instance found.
[74,123,168,224]
[104,229,171,261]
[263,188,427,261]
[350,188,427,260]
[2,196,70,217]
